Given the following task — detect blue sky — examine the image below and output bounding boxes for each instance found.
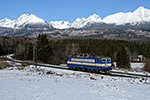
[0,0,150,22]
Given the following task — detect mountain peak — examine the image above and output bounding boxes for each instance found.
[88,14,101,19]
[15,13,46,24]
[0,17,14,28]
[132,6,150,22]
[133,6,150,16]
[17,14,36,20]
[0,17,12,22]
[86,14,101,22]
[134,6,146,12]
[20,14,29,17]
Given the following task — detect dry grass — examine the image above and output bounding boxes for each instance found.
[0,62,12,70]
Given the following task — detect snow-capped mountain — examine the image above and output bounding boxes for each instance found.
[0,6,150,29]
[50,14,103,29]
[0,14,53,29]
[103,6,150,26]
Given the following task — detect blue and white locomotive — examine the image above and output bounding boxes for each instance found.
[67,53,112,73]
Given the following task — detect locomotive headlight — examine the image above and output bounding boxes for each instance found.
[105,66,108,68]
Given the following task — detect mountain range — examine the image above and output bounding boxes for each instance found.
[0,6,150,29]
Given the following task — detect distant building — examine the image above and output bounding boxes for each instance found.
[138,55,145,62]
[132,55,145,62]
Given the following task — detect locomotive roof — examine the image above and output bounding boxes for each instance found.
[68,53,108,58]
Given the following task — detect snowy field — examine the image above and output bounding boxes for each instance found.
[0,60,150,100]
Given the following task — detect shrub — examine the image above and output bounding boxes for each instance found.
[47,56,61,65]
[144,59,150,72]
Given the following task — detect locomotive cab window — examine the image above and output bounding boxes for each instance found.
[102,58,106,62]
[107,58,111,62]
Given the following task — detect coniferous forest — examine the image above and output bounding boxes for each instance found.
[0,34,150,68]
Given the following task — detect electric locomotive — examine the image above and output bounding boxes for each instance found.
[67,53,112,73]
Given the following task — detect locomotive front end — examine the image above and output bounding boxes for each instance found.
[101,57,112,73]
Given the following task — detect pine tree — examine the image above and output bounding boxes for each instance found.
[26,42,33,60]
[36,34,53,63]
[116,45,130,68]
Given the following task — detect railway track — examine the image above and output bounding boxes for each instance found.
[110,70,150,78]
[1,55,150,78]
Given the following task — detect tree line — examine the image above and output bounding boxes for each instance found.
[0,34,150,69]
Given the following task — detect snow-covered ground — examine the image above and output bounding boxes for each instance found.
[112,62,150,76]
[0,60,150,100]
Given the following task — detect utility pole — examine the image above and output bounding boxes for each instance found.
[33,43,37,68]
[33,44,35,62]
[35,43,37,68]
